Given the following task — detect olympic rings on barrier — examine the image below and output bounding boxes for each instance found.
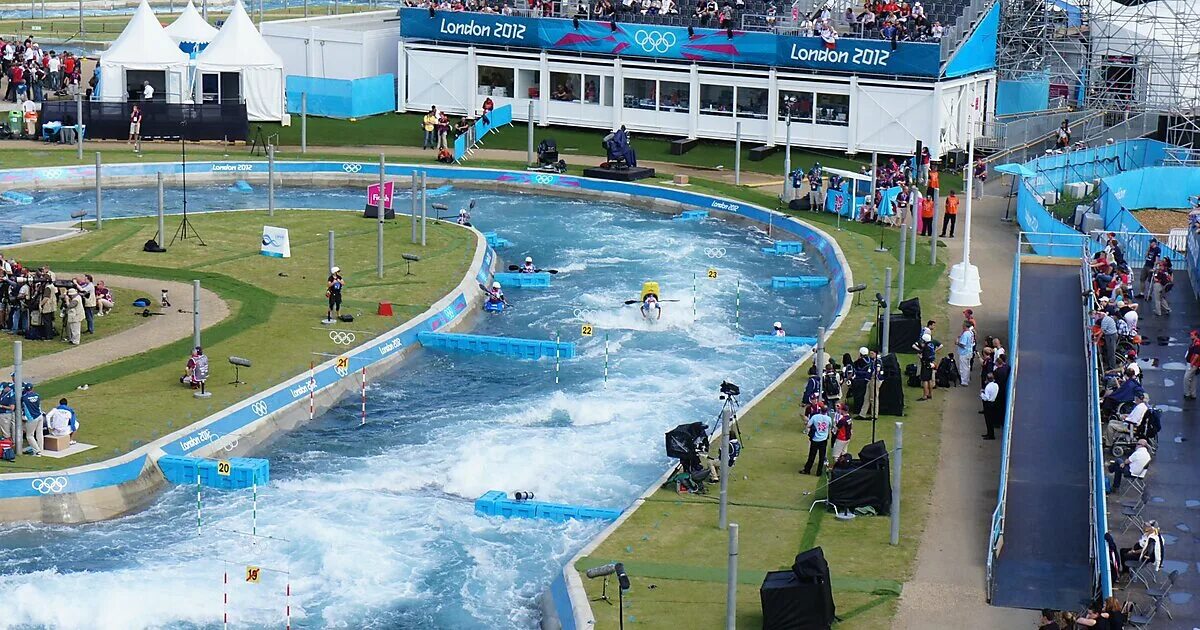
[329,330,357,346]
[32,476,68,494]
[532,174,557,185]
[223,438,240,452]
[573,308,596,321]
[251,401,269,416]
[633,29,677,53]
[704,247,727,259]
[342,163,363,173]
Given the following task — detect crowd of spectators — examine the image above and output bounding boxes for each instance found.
[1,38,85,105]
[0,257,112,346]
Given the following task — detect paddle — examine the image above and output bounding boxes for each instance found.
[506,265,559,274]
[477,282,513,307]
[623,299,682,305]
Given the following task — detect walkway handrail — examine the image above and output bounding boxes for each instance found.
[1081,253,1113,601]
[986,246,1022,602]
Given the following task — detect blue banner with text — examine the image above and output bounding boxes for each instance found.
[399,8,940,78]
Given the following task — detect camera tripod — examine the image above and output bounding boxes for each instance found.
[171,118,206,247]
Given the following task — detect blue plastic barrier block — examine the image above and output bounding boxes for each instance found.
[230,180,253,193]
[483,232,512,249]
[493,272,552,288]
[673,210,708,221]
[1,191,33,204]
[474,490,506,517]
[166,456,269,490]
[771,276,830,289]
[534,502,575,522]
[157,455,201,484]
[742,335,819,346]
[577,506,623,521]
[493,499,539,519]
[418,332,575,360]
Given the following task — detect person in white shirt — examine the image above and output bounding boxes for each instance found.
[955,321,974,386]
[1124,394,1149,432]
[979,373,1000,440]
[1109,439,1151,492]
[142,81,154,101]
[20,96,37,136]
[44,398,78,444]
[47,53,60,90]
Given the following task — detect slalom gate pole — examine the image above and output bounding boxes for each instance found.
[308,362,315,421]
[555,332,561,385]
[360,366,367,426]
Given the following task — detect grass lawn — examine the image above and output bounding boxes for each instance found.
[0,285,138,365]
[574,182,952,628]
[0,208,474,472]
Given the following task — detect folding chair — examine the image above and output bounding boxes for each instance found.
[1119,485,1150,534]
[1143,569,1178,620]
[1129,555,1162,589]
[1119,468,1149,501]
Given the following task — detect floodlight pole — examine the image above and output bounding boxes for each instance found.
[782,113,792,203]
[267,144,275,217]
[94,152,102,230]
[726,522,739,630]
[377,154,385,279]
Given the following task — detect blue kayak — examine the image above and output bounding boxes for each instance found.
[741,334,818,346]
[484,300,505,313]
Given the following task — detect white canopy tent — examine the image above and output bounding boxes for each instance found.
[98,0,189,103]
[195,0,285,121]
[164,1,219,54]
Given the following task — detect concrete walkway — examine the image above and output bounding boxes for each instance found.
[892,187,1035,627]
[0,275,229,383]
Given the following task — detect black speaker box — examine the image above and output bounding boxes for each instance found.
[879,314,921,354]
[789,196,811,211]
[879,353,905,416]
[897,297,921,320]
[760,547,835,630]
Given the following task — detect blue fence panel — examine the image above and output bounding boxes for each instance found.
[286,74,396,119]
[1015,178,1083,257]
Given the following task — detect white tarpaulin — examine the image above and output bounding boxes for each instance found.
[195,0,285,121]
[164,1,218,53]
[98,0,189,103]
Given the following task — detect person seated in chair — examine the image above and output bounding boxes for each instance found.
[602,125,638,168]
[1119,520,1163,574]
[1108,439,1150,493]
[180,346,209,389]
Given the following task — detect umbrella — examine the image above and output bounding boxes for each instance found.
[995,162,1037,178]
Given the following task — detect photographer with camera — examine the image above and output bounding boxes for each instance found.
[801,401,832,477]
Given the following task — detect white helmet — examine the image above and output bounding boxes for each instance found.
[492,281,501,289]
[859,347,869,356]
[525,257,533,263]
[773,321,782,328]
[330,266,340,274]
[922,333,932,342]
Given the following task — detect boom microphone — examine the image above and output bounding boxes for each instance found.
[585,563,618,579]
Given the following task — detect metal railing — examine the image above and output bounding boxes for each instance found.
[1081,252,1112,603]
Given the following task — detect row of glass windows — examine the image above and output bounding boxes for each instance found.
[475,66,849,126]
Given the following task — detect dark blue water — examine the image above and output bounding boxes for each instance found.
[0,184,837,629]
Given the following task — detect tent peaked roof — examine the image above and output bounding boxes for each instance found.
[196,0,282,69]
[164,0,218,44]
[100,0,189,66]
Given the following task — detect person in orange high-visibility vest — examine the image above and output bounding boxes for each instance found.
[919,195,935,236]
[941,190,959,238]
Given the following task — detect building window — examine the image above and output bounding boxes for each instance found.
[778,90,814,123]
[816,93,850,126]
[602,76,614,107]
[623,78,656,110]
[736,86,768,119]
[659,81,689,112]
[700,84,733,116]
[582,74,603,104]
[517,69,541,99]
[550,72,581,102]
[477,66,514,98]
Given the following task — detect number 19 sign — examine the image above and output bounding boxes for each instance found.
[366,181,395,210]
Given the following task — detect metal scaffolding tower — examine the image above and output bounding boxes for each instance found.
[1085,0,1200,153]
[996,0,1089,108]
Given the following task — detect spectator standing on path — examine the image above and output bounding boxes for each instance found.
[1151,260,1173,316]
[972,158,987,199]
[940,190,958,237]
[0,381,13,441]
[128,105,142,145]
[1138,237,1161,298]
[421,106,437,149]
[75,274,96,334]
[1184,331,1200,400]
[955,321,974,386]
[20,94,36,136]
[64,288,83,345]
[980,373,999,440]
[1097,309,1118,369]
[916,333,939,401]
[801,403,831,476]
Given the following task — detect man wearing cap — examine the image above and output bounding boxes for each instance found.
[1138,238,1161,299]
[801,402,831,476]
[849,347,871,415]
[20,382,43,456]
[326,266,344,322]
[63,287,84,345]
[916,333,939,401]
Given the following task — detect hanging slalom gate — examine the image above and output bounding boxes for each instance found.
[217,558,292,630]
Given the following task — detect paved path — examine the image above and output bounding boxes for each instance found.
[0,275,230,383]
[892,187,1035,627]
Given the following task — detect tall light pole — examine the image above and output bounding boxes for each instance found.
[949,84,983,307]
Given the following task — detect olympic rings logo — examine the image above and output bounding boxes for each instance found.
[704,247,727,258]
[532,174,557,185]
[31,476,67,494]
[41,169,65,180]
[251,401,269,416]
[223,438,240,452]
[573,307,596,320]
[335,364,349,377]
[342,163,363,173]
[329,330,356,346]
[634,30,677,53]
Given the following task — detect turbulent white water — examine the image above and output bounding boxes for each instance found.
[0,186,839,629]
